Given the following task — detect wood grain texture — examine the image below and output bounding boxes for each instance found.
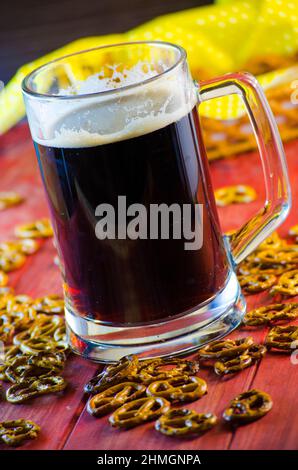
[0,124,298,450]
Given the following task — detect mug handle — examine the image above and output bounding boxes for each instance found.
[197,72,291,265]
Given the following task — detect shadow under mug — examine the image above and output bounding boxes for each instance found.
[22,41,291,362]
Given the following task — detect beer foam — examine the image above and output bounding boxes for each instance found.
[31,63,197,148]
[57,62,161,96]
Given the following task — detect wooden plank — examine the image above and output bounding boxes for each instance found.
[0,126,98,450]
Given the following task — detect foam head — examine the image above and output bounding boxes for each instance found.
[23,45,197,148]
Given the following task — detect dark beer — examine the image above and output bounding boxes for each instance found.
[35,106,229,325]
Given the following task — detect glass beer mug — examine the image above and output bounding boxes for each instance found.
[22,42,290,362]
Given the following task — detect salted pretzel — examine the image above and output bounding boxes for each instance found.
[19,336,66,355]
[265,325,298,352]
[87,382,146,417]
[1,345,24,367]
[199,337,254,360]
[155,408,217,437]
[16,239,40,255]
[84,355,139,394]
[4,349,66,384]
[246,344,267,361]
[238,260,295,277]
[31,295,64,315]
[256,232,285,251]
[109,396,170,429]
[0,315,15,343]
[6,375,67,403]
[244,303,298,326]
[214,354,253,376]
[214,185,256,207]
[29,315,64,339]
[137,358,199,385]
[15,218,53,239]
[0,270,8,287]
[0,192,23,211]
[5,355,60,384]
[238,273,277,294]
[0,291,14,310]
[146,375,207,403]
[27,351,66,370]
[270,269,298,297]
[254,246,298,265]
[0,239,39,256]
[0,419,39,447]
[223,389,273,424]
[0,251,26,272]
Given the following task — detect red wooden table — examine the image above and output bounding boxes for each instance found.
[0,124,298,450]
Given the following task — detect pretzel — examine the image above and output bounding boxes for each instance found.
[0,315,14,343]
[146,375,207,403]
[0,239,39,256]
[244,303,298,326]
[199,337,254,360]
[53,325,67,344]
[270,269,298,297]
[138,358,199,385]
[0,419,39,447]
[15,218,53,239]
[223,389,273,424]
[201,338,266,363]
[238,260,295,277]
[28,351,66,371]
[155,409,217,437]
[0,192,23,211]
[0,270,8,287]
[5,297,36,332]
[87,382,146,417]
[0,251,26,272]
[29,314,64,338]
[214,185,256,207]
[84,355,139,394]
[214,354,253,376]
[202,74,298,162]
[2,345,24,366]
[20,336,66,355]
[7,294,32,308]
[265,325,298,352]
[109,396,170,429]
[246,344,267,360]
[6,375,67,403]
[257,232,285,251]
[238,273,277,293]
[4,355,59,383]
[254,246,298,265]
[0,291,14,309]
[16,239,40,255]
[31,295,64,315]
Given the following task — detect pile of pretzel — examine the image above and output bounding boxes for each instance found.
[0,214,69,446]
[237,230,298,297]
[0,293,68,395]
[83,352,273,437]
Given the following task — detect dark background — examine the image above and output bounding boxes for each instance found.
[1,0,213,84]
